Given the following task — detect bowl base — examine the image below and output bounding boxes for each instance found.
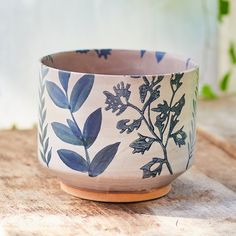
[60,181,171,203]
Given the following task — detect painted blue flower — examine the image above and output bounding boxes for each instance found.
[140,50,146,58]
[75,49,90,54]
[103,82,131,115]
[155,51,165,63]
[95,49,112,59]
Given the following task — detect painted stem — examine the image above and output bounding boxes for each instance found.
[65,85,91,166]
[162,144,173,174]
[127,81,178,175]
[127,103,162,143]
[156,87,177,174]
[147,104,154,132]
[70,110,91,165]
[84,147,90,165]
[127,102,173,174]
[186,155,191,170]
[162,87,176,139]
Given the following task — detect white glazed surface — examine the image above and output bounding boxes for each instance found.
[38,49,198,192]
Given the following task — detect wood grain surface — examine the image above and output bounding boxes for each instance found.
[198,96,236,159]
[0,129,235,236]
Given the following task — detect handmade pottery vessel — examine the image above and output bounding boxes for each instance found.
[38,49,199,202]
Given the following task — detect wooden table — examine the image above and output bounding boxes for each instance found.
[0,97,236,235]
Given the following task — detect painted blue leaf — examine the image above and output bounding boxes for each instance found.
[42,124,48,141]
[47,148,52,166]
[46,81,69,108]
[40,150,46,164]
[42,109,46,124]
[58,71,70,92]
[66,119,83,141]
[83,108,102,148]
[39,133,43,146]
[140,50,146,58]
[40,97,45,111]
[44,137,49,154]
[75,49,90,54]
[95,49,112,59]
[51,122,83,145]
[155,51,165,63]
[39,109,46,126]
[39,119,43,131]
[185,58,191,69]
[58,149,88,172]
[70,74,94,113]
[39,82,45,99]
[41,66,49,79]
[89,142,120,177]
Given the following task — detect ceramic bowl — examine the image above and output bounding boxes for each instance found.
[38,49,199,202]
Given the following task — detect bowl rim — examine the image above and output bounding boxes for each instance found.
[40,48,199,77]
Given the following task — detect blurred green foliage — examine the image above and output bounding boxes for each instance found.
[202,0,233,99]
[11,124,18,130]
[229,42,236,64]
[220,71,231,91]
[218,0,230,22]
[201,84,218,100]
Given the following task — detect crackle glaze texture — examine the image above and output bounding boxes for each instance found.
[38,49,199,192]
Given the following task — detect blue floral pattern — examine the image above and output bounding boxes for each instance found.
[104,74,187,178]
[95,49,112,59]
[76,49,112,59]
[39,66,52,166]
[75,49,165,63]
[46,72,120,177]
[186,75,198,169]
[139,50,165,63]
[155,51,165,63]
[140,50,146,58]
[75,49,90,54]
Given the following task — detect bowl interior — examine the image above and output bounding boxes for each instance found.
[41,49,197,76]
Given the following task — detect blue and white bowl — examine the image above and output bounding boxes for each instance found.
[38,49,199,202]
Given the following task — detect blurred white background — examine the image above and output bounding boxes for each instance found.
[0,0,217,129]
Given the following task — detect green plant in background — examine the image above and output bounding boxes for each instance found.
[218,42,236,93]
[229,41,236,64]
[218,0,236,95]
[201,0,235,99]
[201,84,217,99]
[220,71,231,92]
[218,0,230,22]
[11,124,18,130]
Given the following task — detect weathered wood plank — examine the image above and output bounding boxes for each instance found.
[195,130,236,191]
[198,96,236,159]
[0,130,235,236]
